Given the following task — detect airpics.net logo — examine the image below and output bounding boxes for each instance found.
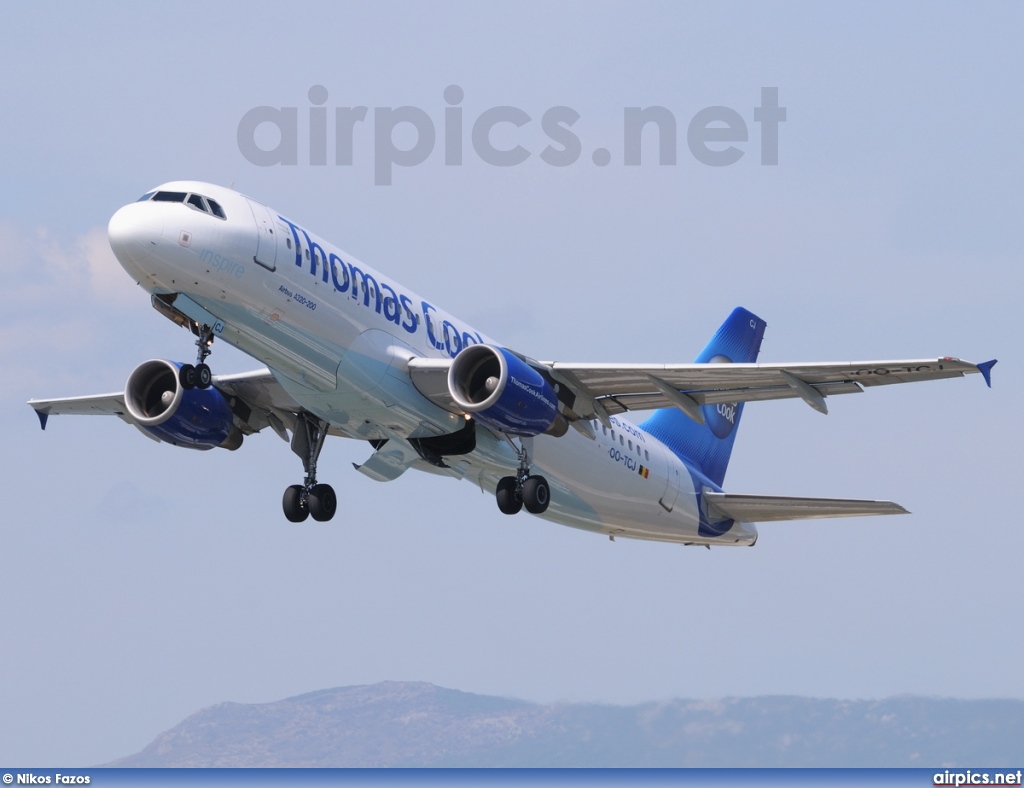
[237,85,786,185]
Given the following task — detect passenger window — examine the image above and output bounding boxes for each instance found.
[628,440,633,451]
[305,248,310,260]
[187,194,208,213]
[286,237,292,249]
[645,450,649,460]
[208,199,226,219]
[602,425,607,435]
[619,435,624,445]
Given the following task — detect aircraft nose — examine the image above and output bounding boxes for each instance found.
[108,202,161,269]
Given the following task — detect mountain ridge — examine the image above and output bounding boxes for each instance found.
[107,681,1024,767]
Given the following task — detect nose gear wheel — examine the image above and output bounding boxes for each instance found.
[179,324,216,391]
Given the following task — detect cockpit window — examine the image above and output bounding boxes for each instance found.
[142,190,226,220]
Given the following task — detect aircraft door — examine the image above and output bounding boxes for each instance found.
[659,451,681,512]
[246,198,278,271]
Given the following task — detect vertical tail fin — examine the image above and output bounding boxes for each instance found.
[639,307,766,487]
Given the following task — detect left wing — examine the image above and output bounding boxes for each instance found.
[408,354,996,427]
[543,356,996,424]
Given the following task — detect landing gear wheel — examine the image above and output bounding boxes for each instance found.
[522,475,550,514]
[308,483,338,522]
[282,484,309,523]
[179,363,197,390]
[195,363,212,389]
[496,476,522,515]
[282,414,333,524]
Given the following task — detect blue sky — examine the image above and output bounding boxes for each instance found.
[1,1,1021,765]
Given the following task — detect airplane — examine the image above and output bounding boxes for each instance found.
[28,181,997,546]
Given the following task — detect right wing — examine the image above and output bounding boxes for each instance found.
[206,369,306,437]
[27,392,132,429]
[28,368,307,440]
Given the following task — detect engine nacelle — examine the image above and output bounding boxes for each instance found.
[448,345,560,436]
[124,359,243,450]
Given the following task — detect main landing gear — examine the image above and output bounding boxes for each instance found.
[283,413,338,523]
[178,324,215,390]
[495,438,550,516]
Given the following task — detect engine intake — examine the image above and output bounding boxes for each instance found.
[448,345,560,436]
[124,359,242,450]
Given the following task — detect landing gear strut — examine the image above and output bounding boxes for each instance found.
[495,437,550,516]
[179,324,215,391]
[282,413,337,523]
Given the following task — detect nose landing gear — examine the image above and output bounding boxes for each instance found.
[495,437,550,516]
[283,413,337,523]
[179,324,216,391]
[166,321,338,523]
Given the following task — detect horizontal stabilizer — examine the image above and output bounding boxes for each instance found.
[704,492,908,522]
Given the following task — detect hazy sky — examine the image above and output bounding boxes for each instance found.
[1,1,1021,766]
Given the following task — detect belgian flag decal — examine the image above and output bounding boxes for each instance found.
[638,465,650,479]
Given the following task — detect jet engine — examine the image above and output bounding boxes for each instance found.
[124,359,243,450]
[448,345,562,436]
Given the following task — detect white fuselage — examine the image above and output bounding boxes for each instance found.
[108,181,757,546]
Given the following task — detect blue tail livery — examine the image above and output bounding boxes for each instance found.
[640,307,766,487]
